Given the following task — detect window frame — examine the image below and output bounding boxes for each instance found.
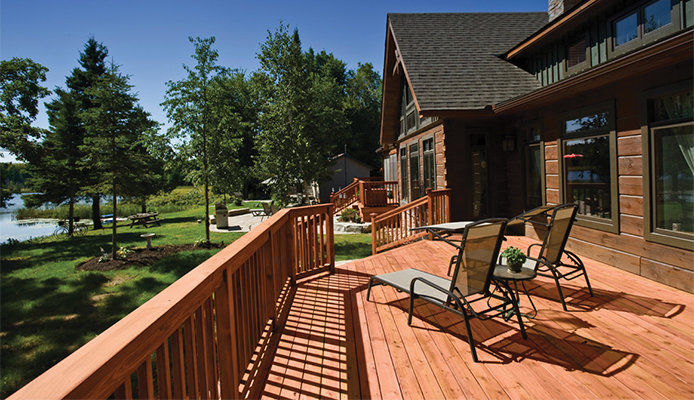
[642,80,694,250]
[408,141,421,200]
[558,102,619,233]
[421,135,437,191]
[564,31,590,77]
[608,0,680,58]
[399,146,409,201]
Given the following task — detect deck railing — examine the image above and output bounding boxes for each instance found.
[371,189,452,254]
[8,204,334,400]
[358,180,399,208]
[330,178,361,214]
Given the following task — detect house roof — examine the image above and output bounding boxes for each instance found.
[388,12,548,111]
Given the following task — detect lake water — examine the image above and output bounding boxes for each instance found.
[0,194,59,243]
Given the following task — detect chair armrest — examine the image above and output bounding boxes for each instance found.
[525,255,553,269]
[527,243,542,257]
[409,277,450,297]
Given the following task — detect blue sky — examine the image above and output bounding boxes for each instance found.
[1,0,547,161]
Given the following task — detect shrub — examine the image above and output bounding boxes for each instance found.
[339,208,361,223]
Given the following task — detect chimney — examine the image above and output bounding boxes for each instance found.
[548,0,582,21]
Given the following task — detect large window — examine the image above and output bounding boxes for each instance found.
[422,138,436,191]
[409,143,421,200]
[560,105,618,232]
[644,84,694,249]
[399,147,408,200]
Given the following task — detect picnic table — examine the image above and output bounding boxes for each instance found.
[127,212,160,228]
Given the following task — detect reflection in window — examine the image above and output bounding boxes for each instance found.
[563,136,612,219]
[653,126,694,233]
[566,36,586,68]
[643,0,671,33]
[565,112,609,133]
[615,12,638,46]
[525,144,543,208]
[650,90,694,122]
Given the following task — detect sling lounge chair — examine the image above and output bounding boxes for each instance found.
[522,203,594,311]
[366,218,528,362]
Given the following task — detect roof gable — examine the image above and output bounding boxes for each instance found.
[387,12,548,111]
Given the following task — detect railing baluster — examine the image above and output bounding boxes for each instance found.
[155,341,172,400]
[170,328,186,399]
[183,316,199,399]
[137,358,154,400]
[215,269,239,400]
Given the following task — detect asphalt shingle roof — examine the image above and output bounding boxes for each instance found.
[389,12,548,111]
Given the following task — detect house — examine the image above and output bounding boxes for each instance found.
[318,153,373,203]
[378,0,693,292]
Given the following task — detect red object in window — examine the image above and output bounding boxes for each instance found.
[563,153,584,159]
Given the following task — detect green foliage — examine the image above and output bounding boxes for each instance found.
[80,64,159,257]
[162,36,236,243]
[339,208,361,223]
[0,163,31,207]
[501,246,527,266]
[343,63,382,167]
[254,24,349,202]
[0,58,50,164]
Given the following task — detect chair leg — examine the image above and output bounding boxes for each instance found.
[408,294,416,326]
[366,278,374,301]
[551,270,569,311]
[511,295,528,340]
[583,270,594,297]
[447,255,458,276]
[461,312,478,362]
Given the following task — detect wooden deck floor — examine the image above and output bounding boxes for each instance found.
[259,237,694,400]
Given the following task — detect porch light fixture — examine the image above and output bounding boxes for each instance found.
[501,135,516,152]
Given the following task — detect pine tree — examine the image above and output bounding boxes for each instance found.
[66,38,109,229]
[81,65,157,258]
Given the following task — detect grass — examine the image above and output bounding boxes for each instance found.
[0,205,371,396]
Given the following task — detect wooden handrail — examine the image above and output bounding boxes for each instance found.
[9,204,335,400]
[371,189,452,254]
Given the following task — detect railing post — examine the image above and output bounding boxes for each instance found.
[426,189,434,240]
[446,189,452,222]
[358,180,365,206]
[288,211,297,285]
[371,213,378,255]
[327,204,335,273]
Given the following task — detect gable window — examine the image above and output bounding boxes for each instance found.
[559,104,618,232]
[399,147,408,200]
[644,83,694,249]
[409,143,421,200]
[422,138,436,191]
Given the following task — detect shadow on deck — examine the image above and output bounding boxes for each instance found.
[258,238,693,400]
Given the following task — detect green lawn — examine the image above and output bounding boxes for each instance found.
[0,206,371,396]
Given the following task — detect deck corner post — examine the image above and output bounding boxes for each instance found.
[327,204,335,273]
[371,213,378,255]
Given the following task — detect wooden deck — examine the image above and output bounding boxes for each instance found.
[259,237,694,400]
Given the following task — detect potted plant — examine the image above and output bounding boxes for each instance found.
[500,246,526,273]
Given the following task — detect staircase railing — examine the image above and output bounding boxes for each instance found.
[9,204,334,400]
[371,189,452,254]
[358,180,399,207]
[330,178,361,214]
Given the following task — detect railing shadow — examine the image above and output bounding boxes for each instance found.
[525,280,686,318]
[258,267,372,399]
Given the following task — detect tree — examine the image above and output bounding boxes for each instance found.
[66,38,110,229]
[0,58,50,164]
[254,24,347,202]
[162,36,231,244]
[81,65,158,259]
[343,63,382,168]
[26,89,84,234]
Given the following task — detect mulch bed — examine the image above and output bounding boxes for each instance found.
[76,243,224,271]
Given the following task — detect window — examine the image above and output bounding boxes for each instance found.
[643,0,672,33]
[525,143,544,208]
[566,35,587,69]
[400,147,408,200]
[644,84,694,249]
[614,11,639,46]
[409,143,421,200]
[422,138,436,191]
[560,105,618,232]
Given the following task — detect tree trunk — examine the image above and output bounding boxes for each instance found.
[140,197,146,213]
[68,198,75,236]
[91,195,103,229]
[112,185,117,260]
[204,135,210,244]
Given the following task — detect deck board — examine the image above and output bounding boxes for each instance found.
[259,237,694,400]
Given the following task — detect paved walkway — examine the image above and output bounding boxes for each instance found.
[209,211,268,233]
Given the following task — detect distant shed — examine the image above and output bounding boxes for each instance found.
[319,153,372,203]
